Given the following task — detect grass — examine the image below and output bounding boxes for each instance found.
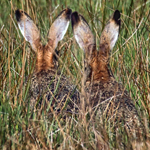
[0,0,150,149]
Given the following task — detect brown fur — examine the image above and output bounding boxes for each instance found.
[86,46,111,82]
[36,43,55,73]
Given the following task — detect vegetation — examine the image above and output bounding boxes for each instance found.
[0,0,149,149]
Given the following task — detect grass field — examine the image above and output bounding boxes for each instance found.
[0,0,150,149]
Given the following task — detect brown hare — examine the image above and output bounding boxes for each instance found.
[15,8,79,112]
[71,10,143,132]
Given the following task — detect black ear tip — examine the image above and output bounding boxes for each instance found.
[15,9,22,22]
[113,10,121,25]
[114,10,120,19]
[71,11,80,27]
[71,12,79,20]
[66,8,72,15]
[65,8,72,20]
[72,11,78,15]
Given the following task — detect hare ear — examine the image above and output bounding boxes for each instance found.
[15,9,41,52]
[47,8,72,49]
[71,12,95,53]
[100,10,121,51]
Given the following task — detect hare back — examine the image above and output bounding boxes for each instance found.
[85,77,139,128]
[27,70,80,113]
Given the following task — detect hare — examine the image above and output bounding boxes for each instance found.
[71,10,143,131]
[15,8,79,112]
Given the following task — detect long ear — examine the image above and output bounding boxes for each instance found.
[47,8,72,49]
[71,12,95,53]
[15,9,41,52]
[100,10,121,53]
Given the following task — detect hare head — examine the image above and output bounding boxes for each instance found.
[71,10,120,83]
[15,8,72,73]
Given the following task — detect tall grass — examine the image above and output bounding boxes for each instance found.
[0,0,149,149]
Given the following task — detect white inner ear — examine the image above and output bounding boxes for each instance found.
[74,34,85,51]
[54,19,69,42]
[105,22,119,50]
[18,19,34,43]
[109,29,119,50]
